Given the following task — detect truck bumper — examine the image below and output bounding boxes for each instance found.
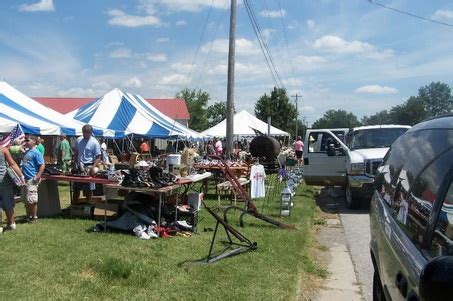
[348,175,375,200]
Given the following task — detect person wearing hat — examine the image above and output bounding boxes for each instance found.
[21,135,45,223]
[308,135,317,153]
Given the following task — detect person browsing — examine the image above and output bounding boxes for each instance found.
[0,145,25,231]
[73,124,101,204]
[21,136,45,223]
[294,136,304,164]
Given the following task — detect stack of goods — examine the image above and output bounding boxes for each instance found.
[120,161,177,188]
[194,159,249,169]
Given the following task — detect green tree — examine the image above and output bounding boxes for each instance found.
[312,109,361,129]
[176,88,209,131]
[390,96,427,125]
[417,81,452,117]
[206,101,227,128]
[361,110,392,125]
[254,87,297,135]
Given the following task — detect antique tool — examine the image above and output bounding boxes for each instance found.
[202,202,257,263]
[209,155,296,230]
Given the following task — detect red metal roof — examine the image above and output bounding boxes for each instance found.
[33,97,190,120]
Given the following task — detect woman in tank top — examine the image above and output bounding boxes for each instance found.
[0,146,25,231]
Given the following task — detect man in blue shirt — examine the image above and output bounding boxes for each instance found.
[21,136,45,223]
[73,124,101,204]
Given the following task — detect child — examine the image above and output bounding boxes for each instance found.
[21,136,45,223]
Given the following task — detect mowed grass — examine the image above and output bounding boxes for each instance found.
[0,178,323,300]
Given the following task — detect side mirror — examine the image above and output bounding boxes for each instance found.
[419,256,453,301]
[327,144,336,157]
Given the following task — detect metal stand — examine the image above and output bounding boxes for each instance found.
[203,203,257,264]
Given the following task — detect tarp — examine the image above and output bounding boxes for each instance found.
[0,82,122,138]
[201,109,290,137]
[66,88,205,140]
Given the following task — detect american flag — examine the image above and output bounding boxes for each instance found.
[0,124,25,147]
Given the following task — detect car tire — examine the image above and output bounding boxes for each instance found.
[373,269,386,301]
[344,184,361,209]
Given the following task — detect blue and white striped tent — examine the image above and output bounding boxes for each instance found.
[66,88,205,140]
[0,82,122,138]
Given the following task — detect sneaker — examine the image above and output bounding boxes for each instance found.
[27,217,38,224]
[176,220,193,231]
[0,227,3,234]
[6,223,17,231]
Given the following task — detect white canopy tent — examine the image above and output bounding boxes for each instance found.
[201,109,290,137]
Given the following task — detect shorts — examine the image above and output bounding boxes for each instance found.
[22,179,39,205]
[0,176,15,211]
[73,182,96,193]
[295,150,303,159]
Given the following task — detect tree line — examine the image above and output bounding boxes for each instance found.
[177,81,452,138]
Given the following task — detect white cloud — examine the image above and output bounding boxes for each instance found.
[123,77,143,88]
[18,0,54,12]
[107,9,160,27]
[146,53,167,62]
[312,35,394,60]
[176,20,187,26]
[159,74,187,85]
[294,55,327,65]
[202,38,260,55]
[170,63,193,73]
[110,48,132,58]
[355,85,398,94]
[259,9,286,18]
[432,9,453,20]
[306,19,316,30]
[158,0,229,12]
[313,35,373,53]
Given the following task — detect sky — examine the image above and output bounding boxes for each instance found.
[1,0,452,126]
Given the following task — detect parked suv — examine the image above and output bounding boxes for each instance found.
[303,125,410,208]
[370,114,453,301]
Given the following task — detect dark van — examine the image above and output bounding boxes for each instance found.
[370,114,453,301]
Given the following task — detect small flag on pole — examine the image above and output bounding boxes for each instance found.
[0,124,25,147]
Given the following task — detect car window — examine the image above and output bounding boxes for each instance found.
[350,128,408,149]
[307,132,340,153]
[392,148,453,249]
[430,172,453,257]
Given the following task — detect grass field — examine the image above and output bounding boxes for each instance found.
[0,177,324,300]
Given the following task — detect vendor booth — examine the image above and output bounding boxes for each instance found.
[201,109,290,137]
[66,88,205,140]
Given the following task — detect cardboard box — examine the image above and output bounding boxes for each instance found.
[70,204,94,217]
[75,196,105,205]
[93,203,120,218]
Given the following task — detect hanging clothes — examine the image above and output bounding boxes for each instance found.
[250,163,266,198]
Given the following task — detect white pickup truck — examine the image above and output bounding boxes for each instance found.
[303,125,410,208]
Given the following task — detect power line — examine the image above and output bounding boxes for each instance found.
[244,0,285,88]
[368,0,453,28]
[185,0,216,88]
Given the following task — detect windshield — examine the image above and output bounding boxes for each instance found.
[350,128,408,149]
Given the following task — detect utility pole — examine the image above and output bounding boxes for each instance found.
[225,0,237,159]
[291,94,301,139]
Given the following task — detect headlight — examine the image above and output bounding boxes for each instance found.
[350,163,365,175]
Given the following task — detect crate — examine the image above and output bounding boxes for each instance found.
[70,204,94,217]
[93,203,120,219]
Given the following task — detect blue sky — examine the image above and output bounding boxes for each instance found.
[1,0,452,126]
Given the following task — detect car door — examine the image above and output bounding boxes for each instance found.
[304,130,348,186]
